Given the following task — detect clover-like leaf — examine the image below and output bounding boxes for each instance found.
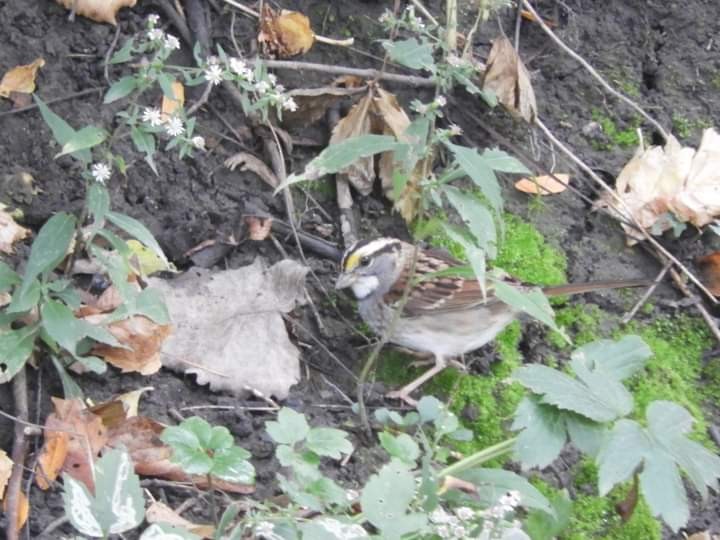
[266,407,310,446]
[379,433,420,465]
[305,427,353,459]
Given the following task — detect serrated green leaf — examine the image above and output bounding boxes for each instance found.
[104,76,137,103]
[570,357,634,418]
[493,280,563,336]
[0,261,20,292]
[596,419,648,495]
[511,396,567,469]
[565,414,606,457]
[56,126,107,158]
[361,460,426,539]
[481,148,531,174]
[34,96,91,163]
[379,432,420,465]
[110,38,135,64]
[512,365,620,422]
[382,38,435,71]
[211,446,255,484]
[459,467,554,516]
[444,186,497,258]
[570,335,651,381]
[0,326,37,383]
[306,427,353,459]
[448,143,502,212]
[266,408,310,445]
[525,489,572,540]
[639,451,688,532]
[207,425,234,450]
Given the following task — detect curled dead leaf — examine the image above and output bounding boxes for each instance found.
[55,0,137,25]
[0,209,30,254]
[90,315,172,375]
[282,85,365,128]
[514,174,569,195]
[259,6,315,58]
[244,216,273,241]
[439,475,478,495]
[0,58,45,98]
[482,36,537,123]
[35,430,69,490]
[225,153,279,188]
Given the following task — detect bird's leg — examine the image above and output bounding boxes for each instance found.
[386,355,448,405]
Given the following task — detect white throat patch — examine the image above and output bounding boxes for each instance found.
[351,275,380,299]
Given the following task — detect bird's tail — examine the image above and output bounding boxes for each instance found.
[543,279,650,297]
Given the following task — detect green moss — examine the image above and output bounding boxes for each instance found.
[672,114,713,140]
[591,110,642,149]
[548,304,604,349]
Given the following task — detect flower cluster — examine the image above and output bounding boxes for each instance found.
[254,521,284,540]
[428,493,526,540]
[429,506,475,539]
[314,518,368,539]
[144,14,180,53]
[411,95,447,115]
[380,5,430,32]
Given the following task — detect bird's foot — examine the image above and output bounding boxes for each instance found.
[385,389,418,407]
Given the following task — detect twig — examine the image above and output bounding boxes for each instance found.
[621,260,672,324]
[187,82,213,115]
[410,0,440,26]
[0,88,103,117]
[103,24,123,86]
[522,0,669,141]
[446,0,458,51]
[534,117,714,302]
[6,368,29,540]
[290,317,359,381]
[255,59,436,87]
[156,0,193,47]
[39,516,69,537]
[513,1,523,50]
[270,220,342,261]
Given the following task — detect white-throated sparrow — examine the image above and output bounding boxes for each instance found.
[336,238,648,403]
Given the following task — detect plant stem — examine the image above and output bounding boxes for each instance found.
[438,437,516,478]
[207,473,218,525]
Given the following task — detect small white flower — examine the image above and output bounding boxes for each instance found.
[163,34,180,50]
[147,13,160,26]
[206,55,220,65]
[267,73,277,85]
[451,524,466,538]
[434,95,447,107]
[345,489,359,502]
[191,136,205,150]
[165,116,184,137]
[240,67,254,82]
[379,10,393,24]
[204,64,223,85]
[282,96,297,112]
[430,507,452,524]
[147,28,164,41]
[274,84,285,93]
[91,162,111,184]
[142,107,163,127]
[436,524,452,539]
[455,506,475,521]
[229,57,246,74]
[449,124,463,136]
[254,80,270,94]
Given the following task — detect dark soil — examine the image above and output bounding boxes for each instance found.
[0,0,719,538]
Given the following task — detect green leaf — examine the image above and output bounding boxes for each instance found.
[7,279,40,313]
[596,419,648,495]
[570,355,634,419]
[448,143,502,213]
[417,395,442,423]
[51,355,83,399]
[131,127,156,157]
[103,76,137,103]
[565,415,606,457]
[639,451,688,532]
[570,335,651,381]
[0,326,37,383]
[0,261,20,293]
[157,73,177,99]
[63,448,144,537]
[106,211,168,266]
[133,287,170,324]
[18,212,76,296]
[444,186,497,258]
[266,408,310,445]
[481,148,531,174]
[110,38,135,64]
[34,96,91,163]
[379,432,420,465]
[382,38,435,71]
[361,460,427,539]
[511,397,567,469]
[41,299,121,356]
[215,504,241,540]
[282,135,399,188]
[305,427,353,459]
[459,467,554,516]
[211,447,255,484]
[525,489,572,540]
[493,280,564,336]
[141,523,202,540]
[441,224,486,289]
[87,183,110,227]
[56,126,107,158]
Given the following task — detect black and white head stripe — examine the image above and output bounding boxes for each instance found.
[341,238,402,271]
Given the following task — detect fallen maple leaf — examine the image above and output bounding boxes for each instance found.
[0,209,30,254]
[0,450,12,499]
[482,36,537,123]
[515,174,569,195]
[89,315,172,375]
[55,0,137,25]
[0,58,45,98]
[259,6,315,57]
[35,430,69,490]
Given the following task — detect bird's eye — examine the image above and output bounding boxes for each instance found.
[360,256,371,267]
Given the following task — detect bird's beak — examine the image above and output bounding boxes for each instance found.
[335,272,355,290]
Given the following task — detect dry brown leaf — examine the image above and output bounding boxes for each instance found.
[514,174,569,195]
[482,36,537,123]
[0,58,45,98]
[161,80,184,119]
[35,430,69,490]
[330,92,375,194]
[225,153,279,188]
[0,450,12,500]
[146,501,215,538]
[259,6,315,58]
[440,475,478,495]
[44,398,108,491]
[55,0,137,25]
[0,209,30,254]
[282,85,365,128]
[687,532,712,540]
[2,490,29,532]
[244,216,273,241]
[696,252,720,296]
[89,315,171,375]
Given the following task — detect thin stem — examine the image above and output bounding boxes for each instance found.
[207,473,218,525]
[438,437,517,478]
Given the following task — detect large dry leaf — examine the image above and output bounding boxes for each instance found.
[0,58,44,98]
[600,128,720,243]
[515,174,569,195]
[282,86,365,128]
[146,501,215,538]
[482,36,537,123]
[225,153,280,188]
[259,6,315,58]
[107,416,254,493]
[55,0,136,25]
[43,398,108,491]
[0,209,30,254]
[148,259,306,399]
[89,315,171,375]
[0,450,12,500]
[35,430,69,490]
[330,92,375,194]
